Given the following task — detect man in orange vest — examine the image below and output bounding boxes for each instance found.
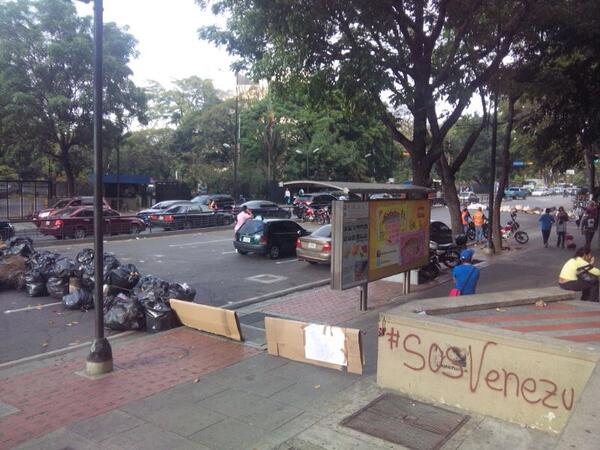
[461,207,471,235]
[473,207,486,243]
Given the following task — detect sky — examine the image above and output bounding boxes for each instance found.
[75,0,236,93]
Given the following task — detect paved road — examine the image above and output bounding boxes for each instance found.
[0,195,581,364]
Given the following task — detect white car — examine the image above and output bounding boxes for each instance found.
[531,189,545,197]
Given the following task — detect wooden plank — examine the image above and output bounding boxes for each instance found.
[170,299,243,341]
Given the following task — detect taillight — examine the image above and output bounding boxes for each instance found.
[164,215,174,222]
[149,214,157,221]
[54,219,64,227]
[322,242,331,252]
[259,235,267,245]
[296,238,302,249]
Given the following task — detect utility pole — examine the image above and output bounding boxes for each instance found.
[486,87,499,255]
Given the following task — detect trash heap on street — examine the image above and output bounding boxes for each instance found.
[0,237,196,333]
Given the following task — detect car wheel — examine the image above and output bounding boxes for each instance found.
[224,216,233,226]
[73,227,86,239]
[130,225,141,235]
[442,251,460,268]
[269,245,280,259]
[237,249,248,255]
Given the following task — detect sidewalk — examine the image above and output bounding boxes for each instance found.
[0,235,588,450]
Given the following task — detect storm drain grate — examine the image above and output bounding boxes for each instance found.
[341,394,469,450]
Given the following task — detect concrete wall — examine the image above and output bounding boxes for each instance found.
[377,314,599,433]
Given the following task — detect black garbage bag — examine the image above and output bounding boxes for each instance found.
[103,253,121,275]
[168,282,196,302]
[104,293,145,331]
[29,251,60,280]
[52,257,75,278]
[3,237,34,257]
[143,300,175,333]
[46,276,69,299]
[24,269,46,297]
[62,289,94,310]
[76,248,94,266]
[107,264,140,294]
[136,275,170,305]
[78,264,96,289]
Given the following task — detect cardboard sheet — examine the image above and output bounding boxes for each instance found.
[265,317,363,374]
[170,299,243,341]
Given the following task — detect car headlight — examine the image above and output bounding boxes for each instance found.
[39,212,49,218]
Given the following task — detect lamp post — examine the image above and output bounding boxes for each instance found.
[84,0,112,376]
[295,147,320,179]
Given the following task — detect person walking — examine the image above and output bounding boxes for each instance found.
[556,206,569,248]
[582,201,598,247]
[539,208,555,248]
[472,207,486,244]
[559,246,600,302]
[284,188,291,205]
[451,249,480,295]
[461,207,471,235]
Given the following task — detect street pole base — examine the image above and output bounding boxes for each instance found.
[86,337,113,376]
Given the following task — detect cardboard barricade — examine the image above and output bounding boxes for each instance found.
[265,317,363,374]
[170,299,243,341]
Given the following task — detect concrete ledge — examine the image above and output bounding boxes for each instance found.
[377,287,599,435]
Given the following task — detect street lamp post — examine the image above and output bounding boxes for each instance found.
[86,0,112,376]
[295,147,320,179]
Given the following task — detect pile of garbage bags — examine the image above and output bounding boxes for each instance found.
[0,237,196,333]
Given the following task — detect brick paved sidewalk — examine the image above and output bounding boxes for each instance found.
[0,329,257,449]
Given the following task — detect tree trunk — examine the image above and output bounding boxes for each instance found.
[436,155,462,235]
[411,156,432,187]
[60,146,75,197]
[492,95,517,251]
[583,144,596,200]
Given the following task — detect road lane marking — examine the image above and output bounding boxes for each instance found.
[275,258,299,265]
[169,238,231,248]
[246,274,288,284]
[222,251,237,254]
[4,302,62,314]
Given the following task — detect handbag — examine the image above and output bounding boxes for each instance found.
[449,266,476,297]
[576,264,598,283]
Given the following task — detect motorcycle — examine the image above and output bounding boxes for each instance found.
[501,212,529,243]
[301,206,317,223]
[315,207,330,225]
[418,240,461,283]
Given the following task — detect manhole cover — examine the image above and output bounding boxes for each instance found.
[341,394,469,450]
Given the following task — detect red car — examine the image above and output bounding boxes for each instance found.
[40,207,145,239]
[33,196,111,226]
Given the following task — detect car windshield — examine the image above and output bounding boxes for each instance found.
[59,207,81,217]
[312,225,331,238]
[239,220,264,234]
[165,205,184,213]
[296,195,313,202]
[52,199,70,209]
[244,201,262,208]
[191,195,210,204]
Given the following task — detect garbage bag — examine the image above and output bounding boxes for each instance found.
[46,276,69,299]
[0,255,27,289]
[62,289,94,310]
[24,269,46,297]
[76,248,94,266]
[104,293,145,331]
[78,264,96,289]
[143,300,175,333]
[3,237,34,257]
[29,251,60,280]
[136,275,170,305]
[52,257,75,279]
[107,264,140,293]
[103,253,121,275]
[168,282,196,302]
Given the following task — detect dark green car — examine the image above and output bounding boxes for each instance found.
[234,219,309,259]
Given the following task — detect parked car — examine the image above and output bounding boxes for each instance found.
[234,218,309,259]
[458,192,479,204]
[190,194,235,211]
[430,221,453,245]
[292,192,337,218]
[504,187,528,199]
[531,188,545,197]
[39,207,145,239]
[33,196,111,225]
[148,204,234,230]
[137,200,193,224]
[0,220,15,241]
[233,200,291,219]
[296,224,332,264]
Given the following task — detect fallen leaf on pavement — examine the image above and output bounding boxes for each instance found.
[314,385,320,389]
[41,342,48,347]
[193,378,200,383]
[535,300,547,308]
[495,308,507,312]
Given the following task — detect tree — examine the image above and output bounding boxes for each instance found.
[0,0,146,194]
[199,0,534,189]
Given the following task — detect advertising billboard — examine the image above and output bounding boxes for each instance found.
[367,199,430,281]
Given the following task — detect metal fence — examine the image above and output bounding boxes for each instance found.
[0,180,51,219]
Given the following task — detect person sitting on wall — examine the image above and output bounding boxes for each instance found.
[559,246,600,302]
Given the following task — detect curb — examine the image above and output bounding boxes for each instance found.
[224,279,331,310]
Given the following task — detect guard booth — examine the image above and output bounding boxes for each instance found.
[282,181,433,310]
